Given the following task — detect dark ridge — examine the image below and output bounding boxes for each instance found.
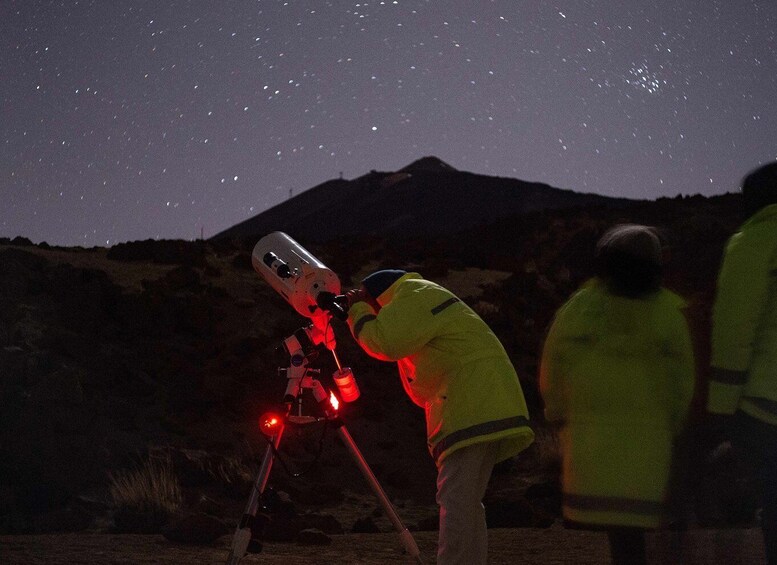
[210,157,635,244]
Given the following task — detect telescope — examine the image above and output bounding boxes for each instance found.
[225,232,422,565]
[251,231,348,330]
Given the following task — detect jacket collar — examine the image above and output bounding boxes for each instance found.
[745,203,777,228]
[376,272,422,306]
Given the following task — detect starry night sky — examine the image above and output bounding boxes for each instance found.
[2,1,776,247]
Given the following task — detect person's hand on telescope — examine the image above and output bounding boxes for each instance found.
[345,287,367,308]
[346,286,382,312]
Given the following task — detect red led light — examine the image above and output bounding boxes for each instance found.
[259,412,282,436]
[329,391,340,412]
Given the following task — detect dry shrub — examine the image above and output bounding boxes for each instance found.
[515,424,562,479]
[531,425,562,476]
[109,455,182,533]
[472,300,500,318]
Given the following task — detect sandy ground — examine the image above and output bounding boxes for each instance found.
[0,526,767,565]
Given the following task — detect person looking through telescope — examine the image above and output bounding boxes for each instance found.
[344,269,535,565]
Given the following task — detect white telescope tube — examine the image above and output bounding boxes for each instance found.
[252,232,341,326]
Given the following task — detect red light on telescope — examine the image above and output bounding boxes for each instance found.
[329,391,340,412]
[333,367,360,402]
[259,412,282,436]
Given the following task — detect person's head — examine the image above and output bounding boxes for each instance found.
[595,224,663,298]
[361,269,407,307]
[742,162,777,217]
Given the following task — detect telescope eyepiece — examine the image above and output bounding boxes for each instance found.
[316,291,349,320]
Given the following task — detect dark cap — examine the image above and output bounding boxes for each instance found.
[742,162,777,216]
[361,269,407,300]
[595,224,663,297]
[596,224,662,267]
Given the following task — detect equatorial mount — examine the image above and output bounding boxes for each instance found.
[225,324,422,565]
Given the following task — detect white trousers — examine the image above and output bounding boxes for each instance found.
[436,441,502,565]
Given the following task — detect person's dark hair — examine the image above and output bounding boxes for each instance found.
[742,162,777,217]
[595,224,663,298]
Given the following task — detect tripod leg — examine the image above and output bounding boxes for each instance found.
[225,427,285,565]
[336,425,423,564]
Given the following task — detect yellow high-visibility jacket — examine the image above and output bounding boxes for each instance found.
[708,204,777,425]
[347,272,534,464]
[540,278,695,529]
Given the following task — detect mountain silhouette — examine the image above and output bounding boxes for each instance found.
[211,156,633,243]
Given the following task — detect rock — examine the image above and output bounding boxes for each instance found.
[525,480,561,501]
[296,528,332,546]
[299,512,343,534]
[262,489,297,517]
[74,494,110,513]
[524,479,562,515]
[263,516,302,542]
[113,506,170,534]
[484,498,555,529]
[30,505,93,533]
[415,514,439,532]
[245,538,263,553]
[352,516,380,533]
[295,482,344,506]
[248,512,270,541]
[384,468,412,489]
[161,512,230,544]
[254,489,312,542]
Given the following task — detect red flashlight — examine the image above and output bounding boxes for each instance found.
[333,367,360,402]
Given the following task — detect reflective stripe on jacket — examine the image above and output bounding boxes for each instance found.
[540,279,695,528]
[709,204,777,425]
[347,272,534,464]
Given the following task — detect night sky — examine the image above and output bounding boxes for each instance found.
[3,1,776,247]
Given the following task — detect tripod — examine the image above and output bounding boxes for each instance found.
[225,326,423,564]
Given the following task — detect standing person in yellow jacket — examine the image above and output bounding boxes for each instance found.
[540,225,695,565]
[345,269,535,565]
[707,162,777,565]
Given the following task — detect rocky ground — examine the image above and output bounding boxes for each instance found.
[0,526,768,565]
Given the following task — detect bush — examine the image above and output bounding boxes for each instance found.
[106,239,207,267]
[109,455,182,533]
[514,424,562,478]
